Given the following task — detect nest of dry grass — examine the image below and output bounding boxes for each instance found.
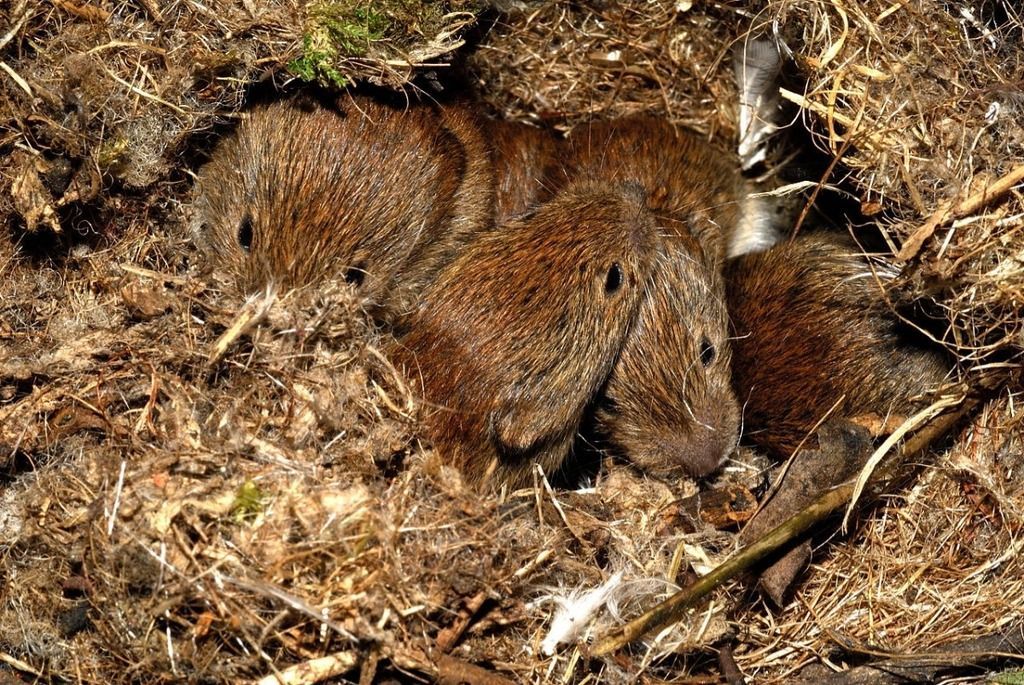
[1,0,480,229]
[0,247,739,681]
[1,1,1022,683]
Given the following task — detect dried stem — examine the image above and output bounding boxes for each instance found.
[897,162,1024,261]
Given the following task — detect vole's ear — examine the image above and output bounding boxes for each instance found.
[489,396,579,465]
[486,262,653,470]
[487,326,632,469]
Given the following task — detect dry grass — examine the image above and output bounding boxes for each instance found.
[1,0,1022,682]
[1,0,480,226]
[471,2,749,136]
[0,231,736,682]
[764,0,1024,367]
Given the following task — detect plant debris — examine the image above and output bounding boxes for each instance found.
[1,0,1022,682]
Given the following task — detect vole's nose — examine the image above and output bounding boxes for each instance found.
[683,424,735,477]
[666,403,741,477]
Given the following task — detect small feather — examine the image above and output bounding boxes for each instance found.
[540,570,624,655]
[734,38,783,170]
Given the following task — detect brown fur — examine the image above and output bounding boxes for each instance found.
[726,235,951,458]
[192,98,747,487]
[389,180,658,488]
[559,117,750,267]
[547,117,746,478]
[486,119,564,223]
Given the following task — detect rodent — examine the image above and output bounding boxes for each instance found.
[191,94,495,318]
[192,95,565,310]
[725,234,951,458]
[536,116,768,479]
[389,179,659,488]
[595,230,740,479]
[191,95,749,487]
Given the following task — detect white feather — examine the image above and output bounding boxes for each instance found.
[729,194,782,257]
[540,571,624,655]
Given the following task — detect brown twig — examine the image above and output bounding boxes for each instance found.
[391,649,518,685]
[437,654,518,685]
[436,549,552,653]
[252,648,519,685]
[133,0,165,23]
[896,162,1024,261]
[791,87,867,239]
[436,590,492,654]
[206,290,276,367]
[717,642,745,685]
[789,625,1024,684]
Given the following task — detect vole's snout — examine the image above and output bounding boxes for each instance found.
[603,386,740,480]
[636,402,738,478]
[678,415,739,477]
[620,428,725,480]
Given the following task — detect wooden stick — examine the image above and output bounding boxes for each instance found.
[791,626,1024,684]
[0,650,42,677]
[206,290,276,367]
[252,651,359,685]
[896,162,1024,261]
[251,649,518,685]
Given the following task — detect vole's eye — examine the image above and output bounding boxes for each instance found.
[699,337,716,367]
[237,214,253,252]
[604,262,623,294]
[344,261,366,287]
[598,394,620,415]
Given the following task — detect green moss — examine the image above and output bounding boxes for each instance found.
[231,480,267,522]
[287,1,487,87]
[318,5,390,55]
[289,3,392,87]
[96,138,130,172]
